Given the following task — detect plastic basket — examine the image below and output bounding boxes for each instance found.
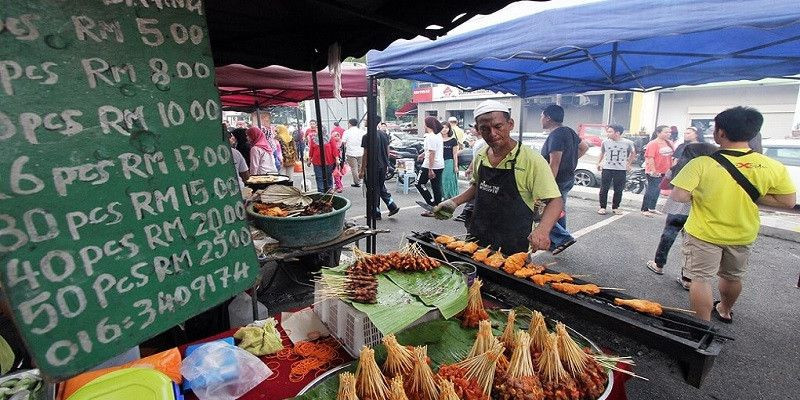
[313,283,441,357]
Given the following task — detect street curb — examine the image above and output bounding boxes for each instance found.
[567,186,800,243]
[759,225,800,243]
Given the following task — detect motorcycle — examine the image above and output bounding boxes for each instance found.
[624,167,646,194]
[387,145,423,180]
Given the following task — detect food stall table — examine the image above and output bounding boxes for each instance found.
[178,314,353,400]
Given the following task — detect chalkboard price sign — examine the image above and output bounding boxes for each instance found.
[0,1,259,378]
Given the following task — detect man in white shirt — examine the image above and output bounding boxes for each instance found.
[341,118,365,187]
[227,131,250,190]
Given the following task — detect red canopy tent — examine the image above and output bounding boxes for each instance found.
[216,64,368,111]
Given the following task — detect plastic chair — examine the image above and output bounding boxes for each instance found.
[396,171,416,194]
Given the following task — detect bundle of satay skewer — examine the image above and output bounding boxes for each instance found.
[432,234,695,318]
[339,304,645,400]
[314,273,379,304]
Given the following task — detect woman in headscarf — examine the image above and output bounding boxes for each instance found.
[231,128,251,167]
[247,126,278,174]
[275,124,298,178]
[307,127,337,192]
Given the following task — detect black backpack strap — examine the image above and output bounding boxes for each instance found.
[708,150,760,203]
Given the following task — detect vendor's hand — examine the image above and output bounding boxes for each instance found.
[433,199,457,220]
[428,169,435,179]
[528,228,551,252]
[596,163,602,172]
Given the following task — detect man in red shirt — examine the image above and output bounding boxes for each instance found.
[641,125,674,215]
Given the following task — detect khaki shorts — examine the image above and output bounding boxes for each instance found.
[682,234,751,282]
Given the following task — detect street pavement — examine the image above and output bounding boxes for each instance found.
[319,176,800,400]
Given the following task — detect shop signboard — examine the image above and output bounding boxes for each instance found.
[0,0,259,378]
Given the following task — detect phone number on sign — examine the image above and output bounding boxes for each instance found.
[42,261,252,368]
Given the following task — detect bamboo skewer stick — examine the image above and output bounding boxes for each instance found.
[661,306,697,314]
[599,287,626,291]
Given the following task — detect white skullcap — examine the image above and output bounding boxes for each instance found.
[448,116,458,122]
[474,99,510,118]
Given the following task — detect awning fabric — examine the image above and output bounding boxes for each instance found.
[216,64,368,111]
[205,0,517,70]
[366,0,800,96]
[394,102,418,117]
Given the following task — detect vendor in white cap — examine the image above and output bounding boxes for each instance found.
[433,100,564,253]
[447,116,465,145]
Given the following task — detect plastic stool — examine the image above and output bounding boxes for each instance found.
[396,172,416,194]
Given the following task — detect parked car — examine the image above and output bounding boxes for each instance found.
[577,123,605,147]
[761,139,800,206]
[526,141,601,187]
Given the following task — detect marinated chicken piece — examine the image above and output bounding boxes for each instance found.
[456,241,480,254]
[472,247,492,263]
[502,252,528,274]
[613,298,663,316]
[485,251,506,268]
[513,267,538,278]
[446,240,467,250]
[550,283,601,296]
[530,273,573,286]
[435,235,457,245]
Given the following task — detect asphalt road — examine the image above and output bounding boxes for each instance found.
[322,178,800,400]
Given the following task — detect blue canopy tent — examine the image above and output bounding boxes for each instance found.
[367,0,800,96]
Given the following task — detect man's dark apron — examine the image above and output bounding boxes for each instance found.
[469,146,534,254]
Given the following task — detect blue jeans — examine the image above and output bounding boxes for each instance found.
[549,181,575,249]
[313,165,333,192]
[654,213,688,267]
[641,175,662,211]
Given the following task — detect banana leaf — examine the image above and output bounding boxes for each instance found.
[350,274,435,335]
[384,267,468,319]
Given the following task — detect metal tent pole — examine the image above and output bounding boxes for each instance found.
[365,77,379,253]
[311,69,329,192]
[519,77,527,143]
[295,107,308,192]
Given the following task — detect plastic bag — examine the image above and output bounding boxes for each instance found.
[180,341,272,400]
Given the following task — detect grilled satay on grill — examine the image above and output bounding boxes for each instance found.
[502,252,528,275]
[550,283,601,296]
[485,251,506,268]
[530,272,573,286]
[613,298,663,316]
[514,263,546,278]
[472,247,492,262]
[434,235,457,245]
[446,240,467,251]
[456,241,480,254]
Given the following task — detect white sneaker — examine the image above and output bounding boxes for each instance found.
[612,209,623,215]
[597,208,607,215]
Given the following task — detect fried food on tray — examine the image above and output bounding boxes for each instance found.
[435,235,457,245]
[253,202,289,217]
[613,298,663,316]
[447,240,466,251]
[472,247,492,262]
[551,283,601,296]
[502,252,528,274]
[530,272,573,286]
[456,241,480,254]
[485,251,506,269]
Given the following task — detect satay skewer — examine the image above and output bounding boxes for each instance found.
[661,306,697,314]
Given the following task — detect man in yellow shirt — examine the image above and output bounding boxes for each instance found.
[671,106,796,322]
[434,100,563,254]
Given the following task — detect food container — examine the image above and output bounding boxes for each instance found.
[246,194,351,247]
[244,174,293,190]
[450,261,477,287]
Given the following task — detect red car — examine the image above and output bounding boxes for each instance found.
[577,123,605,147]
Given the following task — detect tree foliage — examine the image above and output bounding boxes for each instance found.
[381,79,413,121]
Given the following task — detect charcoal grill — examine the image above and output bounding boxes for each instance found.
[409,231,728,388]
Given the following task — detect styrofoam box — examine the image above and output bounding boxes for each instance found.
[313,282,440,357]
